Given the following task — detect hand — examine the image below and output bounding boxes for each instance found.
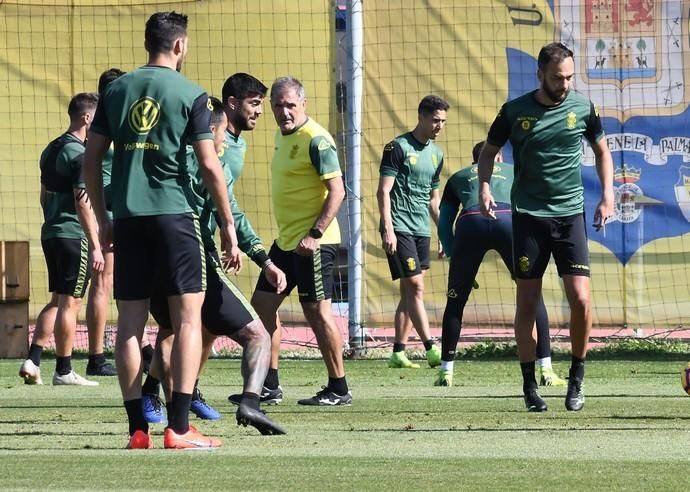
[91,248,105,274]
[219,223,242,274]
[479,190,497,219]
[437,240,445,259]
[593,196,614,231]
[381,228,397,255]
[99,220,114,253]
[220,247,242,274]
[264,263,287,295]
[295,234,318,256]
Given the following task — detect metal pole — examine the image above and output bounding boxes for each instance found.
[346,0,365,353]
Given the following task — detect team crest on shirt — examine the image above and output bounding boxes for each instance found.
[408,153,418,166]
[318,139,334,151]
[521,120,531,130]
[431,154,438,166]
[518,256,529,273]
[406,257,416,271]
[128,97,161,134]
[289,144,299,159]
[566,111,577,129]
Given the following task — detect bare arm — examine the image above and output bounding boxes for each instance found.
[429,188,441,226]
[477,142,501,219]
[295,176,345,256]
[74,187,104,273]
[429,187,443,258]
[83,133,111,227]
[376,175,397,255]
[591,137,615,230]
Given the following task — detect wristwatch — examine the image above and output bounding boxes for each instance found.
[308,227,323,239]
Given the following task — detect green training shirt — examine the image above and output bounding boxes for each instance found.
[221,130,246,181]
[379,132,444,237]
[186,147,266,266]
[487,90,604,217]
[438,162,514,253]
[90,65,213,219]
[39,132,86,240]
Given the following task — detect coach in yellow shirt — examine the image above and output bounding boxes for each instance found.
[251,76,351,406]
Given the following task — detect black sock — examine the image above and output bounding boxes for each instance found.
[124,398,148,436]
[264,368,279,389]
[393,342,405,353]
[570,356,585,380]
[242,392,260,410]
[166,402,173,417]
[55,356,72,376]
[142,374,161,396]
[169,391,192,434]
[88,353,106,366]
[141,344,154,362]
[28,344,43,366]
[328,376,348,395]
[423,340,434,352]
[520,361,537,393]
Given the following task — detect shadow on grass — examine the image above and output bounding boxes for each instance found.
[345,423,690,432]
[0,404,122,409]
[0,430,122,437]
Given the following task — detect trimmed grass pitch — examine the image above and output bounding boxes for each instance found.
[1,358,689,490]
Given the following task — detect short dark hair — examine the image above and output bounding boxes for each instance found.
[208,96,226,126]
[472,141,485,163]
[222,73,268,105]
[98,68,125,95]
[144,11,188,55]
[68,92,99,121]
[418,95,449,116]
[537,42,574,71]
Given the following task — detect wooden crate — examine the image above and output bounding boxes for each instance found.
[0,241,30,301]
[0,301,29,358]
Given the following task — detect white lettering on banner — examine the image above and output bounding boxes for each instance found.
[583,134,690,166]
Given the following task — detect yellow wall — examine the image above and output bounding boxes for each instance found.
[0,0,334,320]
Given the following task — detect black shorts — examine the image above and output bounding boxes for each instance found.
[386,232,431,281]
[512,212,590,279]
[150,250,257,336]
[255,242,335,303]
[113,213,205,300]
[41,237,90,298]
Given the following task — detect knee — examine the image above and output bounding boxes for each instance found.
[569,290,591,316]
[61,296,82,312]
[403,277,425,300]
[241,320,271,346]
[302,302,331,328]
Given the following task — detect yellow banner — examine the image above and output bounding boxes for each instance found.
[0,0,333,319]
[362,0,690,328]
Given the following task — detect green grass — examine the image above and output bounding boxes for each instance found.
[1,358,690,490]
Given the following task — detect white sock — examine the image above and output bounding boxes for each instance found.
[537,357,552,369]
[441,360,454,372]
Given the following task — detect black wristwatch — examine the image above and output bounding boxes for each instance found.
[308,227,323,239]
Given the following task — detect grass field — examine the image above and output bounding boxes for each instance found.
[1,357,689,490]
